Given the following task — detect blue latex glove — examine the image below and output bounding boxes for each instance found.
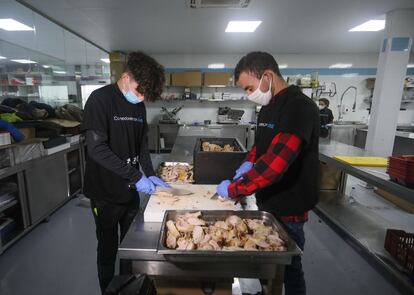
[149,176,170,188]
[233,161,253,180]
[217,180,231,199]
[0,119,25,142]
[135,176,156,194]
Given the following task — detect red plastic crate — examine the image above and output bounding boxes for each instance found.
[384,229,414,276]
[387,156,414,187]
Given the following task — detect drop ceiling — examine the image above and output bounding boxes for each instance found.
[17,0,414,54]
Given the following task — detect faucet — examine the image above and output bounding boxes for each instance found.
[338,86,357,121]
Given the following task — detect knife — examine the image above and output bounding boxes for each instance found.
[210,192,219,200]
[156,186,193,196]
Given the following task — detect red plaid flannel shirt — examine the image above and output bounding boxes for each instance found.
[228,132,308,223]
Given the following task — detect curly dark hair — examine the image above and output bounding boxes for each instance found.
[319,98,330,107]
[125,51,165,102]
[234,51,282,82]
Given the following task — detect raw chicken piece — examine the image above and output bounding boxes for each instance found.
[214,221,229,230]
[255,240,271,249]
[235,221,248,233]
[198,244,214,251]
[166,220,180,238]
[267,234,284,247]
[200,234,212,245]
[177,238,190,250]
[192,226,205,244]
[176,219,194,233]
[226,215,243,227]
[245,219,264,231]
[228,238,243,248]
[186,217,206,226]
[209,240,221,250]
[186,241,195,250]
[166,232,177,249]
[184,211,202,219]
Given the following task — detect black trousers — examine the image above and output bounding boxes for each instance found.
[90,197,140,294]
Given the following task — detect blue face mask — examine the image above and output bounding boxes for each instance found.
[123,90,142,104]
[122,77,143,104]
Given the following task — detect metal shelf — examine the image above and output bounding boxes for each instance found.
[0,199,18,213]
[315,191,414,294]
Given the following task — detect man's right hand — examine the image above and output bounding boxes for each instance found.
[233,161,253,180]
[135,176,156,194]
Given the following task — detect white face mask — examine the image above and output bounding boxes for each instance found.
[247,75,273,106]
[319,105,325,110]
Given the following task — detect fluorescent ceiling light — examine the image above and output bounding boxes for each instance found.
[407,64,414,68]
[279,64,288,69]
[53,70,66,74]
[329,63,353,69]
[349,20,385,32]
[11,59,37,64]
[42,65,51,68]
[100,58,110,64]
[225,21,262,33]
[0,56,6,59]
[0,18,34,31]
[208,63,225,69]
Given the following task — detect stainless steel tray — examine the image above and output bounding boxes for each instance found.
[157,210,302,264]
[157,162,194,184]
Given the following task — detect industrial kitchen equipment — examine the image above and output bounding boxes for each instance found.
[217,107,245,124]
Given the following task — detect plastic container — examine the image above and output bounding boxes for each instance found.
[384,229,414,277]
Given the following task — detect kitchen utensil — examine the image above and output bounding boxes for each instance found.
[210,192,219,200]
[157,186,193,196]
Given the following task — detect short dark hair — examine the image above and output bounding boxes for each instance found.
[234,51,282,82]
[125,51,165,102]
[319,98,330,107]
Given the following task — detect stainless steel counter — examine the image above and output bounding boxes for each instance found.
[319,141,414,204]
[317,141,414,294]
[355,128,414,155]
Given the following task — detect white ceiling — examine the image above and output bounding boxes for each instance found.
[17,0,414,54]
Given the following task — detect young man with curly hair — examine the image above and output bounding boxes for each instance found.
[82,52,168,294]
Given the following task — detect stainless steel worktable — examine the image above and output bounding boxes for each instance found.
[119,133,288,294]
[319,141,414,204]
[118,213,286,294]
[317,141,414,294]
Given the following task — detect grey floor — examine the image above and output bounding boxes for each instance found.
[0,197,402,295]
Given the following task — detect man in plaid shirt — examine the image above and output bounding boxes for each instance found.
[216,52,320,295]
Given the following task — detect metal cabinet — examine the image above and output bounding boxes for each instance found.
[24,153,69,224]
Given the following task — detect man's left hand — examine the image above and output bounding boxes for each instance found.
[217,180,231,199]
[149,176,170,188]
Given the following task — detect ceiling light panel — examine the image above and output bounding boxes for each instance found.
[0,18,34,31]
[349,20,385,32]
[225,21,262,33]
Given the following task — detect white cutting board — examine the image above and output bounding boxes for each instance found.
[143,184,243,222]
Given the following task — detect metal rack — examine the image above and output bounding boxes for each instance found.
[0,141,85,254]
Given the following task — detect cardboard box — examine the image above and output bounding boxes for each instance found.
[171,71,202,87]
[319,162,341,190]
[375,188,414,214]
[156,278,232,295]
[18,128,36,140]
[204,72,233,87]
